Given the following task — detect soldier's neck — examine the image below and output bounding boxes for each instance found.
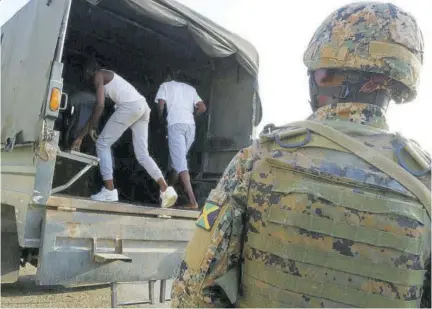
[309,102,389,130]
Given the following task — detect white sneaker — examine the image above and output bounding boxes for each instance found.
[160,186,178,208]
[90,187,118,202]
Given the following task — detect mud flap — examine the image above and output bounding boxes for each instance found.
[36,207,196,286]
[1,204,20,284]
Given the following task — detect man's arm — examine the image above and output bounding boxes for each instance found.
[194,101,206,117]
[155,84,167,119]
[171,147,254,308]
[77,72,105,139]
[158,99,166,119]
[193,89,206,117]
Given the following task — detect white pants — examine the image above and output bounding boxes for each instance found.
[96,99,163,182]
[168,123,195,173]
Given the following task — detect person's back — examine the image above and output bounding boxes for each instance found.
[69,91,97,133]
[100,69,144,105]
[171,104,431,308]
[155,75,206,209]
[158,80,199,126]
[235,106,431,307]
[171,2,431,308]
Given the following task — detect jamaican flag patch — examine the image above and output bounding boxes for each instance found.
[196,202,221,231]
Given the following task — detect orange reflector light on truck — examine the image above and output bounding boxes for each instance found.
[49,87,61,111]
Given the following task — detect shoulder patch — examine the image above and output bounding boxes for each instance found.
[196,202,221,231]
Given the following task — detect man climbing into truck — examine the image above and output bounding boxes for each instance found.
[72,58,178,207]
[155,69,207,209]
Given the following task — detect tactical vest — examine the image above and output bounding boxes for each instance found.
[237,122,431,308]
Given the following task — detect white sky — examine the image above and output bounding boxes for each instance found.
[178,0,432,153]
[0,0,30,27]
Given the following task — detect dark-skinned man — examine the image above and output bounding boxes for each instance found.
[72,59,178,207]
[155,70,206,209]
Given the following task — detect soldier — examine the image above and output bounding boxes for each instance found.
[171,2,431,308]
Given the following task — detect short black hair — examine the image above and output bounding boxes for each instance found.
[84,57,100,72]
[166,68,189,84]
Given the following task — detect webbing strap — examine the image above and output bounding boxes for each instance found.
[267,207,424,255]
[271,175,426,224]
[273,131,350,153]
[243,260,419,308]
[240,284,352,308]
[246,233,426,286]
[239,285,291,308]
[286,120,431,218]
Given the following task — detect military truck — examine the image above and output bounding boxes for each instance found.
[1,0,261,293]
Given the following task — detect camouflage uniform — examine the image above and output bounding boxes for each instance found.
[171,2,431,308]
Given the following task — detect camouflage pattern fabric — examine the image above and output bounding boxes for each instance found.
[308,102,388,130]
[170,146,253,307]
[303,2,424,103]
[170,102,431,308]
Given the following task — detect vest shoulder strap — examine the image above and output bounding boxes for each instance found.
[286,120,431,218]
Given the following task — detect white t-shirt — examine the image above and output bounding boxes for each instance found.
[155,81,202,126]
[102,70,144,104]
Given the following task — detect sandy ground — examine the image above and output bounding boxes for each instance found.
[1,265,172,308]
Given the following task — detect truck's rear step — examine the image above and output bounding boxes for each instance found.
[47,194,199,219]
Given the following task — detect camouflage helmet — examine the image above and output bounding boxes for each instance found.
[303,2,424,103]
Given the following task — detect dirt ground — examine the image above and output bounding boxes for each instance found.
[1,265,172,308]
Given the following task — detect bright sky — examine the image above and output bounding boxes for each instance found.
[179,0,432,153]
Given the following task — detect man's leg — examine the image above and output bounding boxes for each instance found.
[178,171,197,208]
[168,124,198,209]
[166,148,179,186]
[181,124,198,207]
[168,169,179,187]
[130,104,177,208]
[93,104,138,201]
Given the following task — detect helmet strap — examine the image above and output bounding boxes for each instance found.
[309,71,391,112]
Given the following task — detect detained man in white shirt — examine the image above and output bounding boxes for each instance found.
[155,70,206,210]
[72,58,178,207]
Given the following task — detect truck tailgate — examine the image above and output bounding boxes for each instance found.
[36,195,198,285]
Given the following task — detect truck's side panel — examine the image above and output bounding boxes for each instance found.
[1,145,36,283]
[205,59,255,174]
[1,0,66,143]
[1,204,20,284]
[1,146,36,247]
[36,202,197,285]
